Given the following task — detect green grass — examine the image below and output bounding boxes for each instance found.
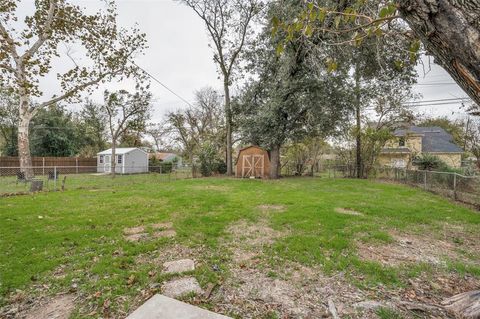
[0,175,479,316]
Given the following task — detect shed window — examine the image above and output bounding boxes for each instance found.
[99,155,104,164]
[117,155,123,164]
[399,137,405,147]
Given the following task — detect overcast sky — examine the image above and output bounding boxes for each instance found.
[13,0,474,123]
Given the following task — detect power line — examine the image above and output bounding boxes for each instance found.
[404,97,472,105]
[130,61,194,108]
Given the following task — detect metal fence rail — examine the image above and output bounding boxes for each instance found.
[0,165,195,196]
[324,165,480,208]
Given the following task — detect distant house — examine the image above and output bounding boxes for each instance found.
[378,126,463,169]
[97,148,149,174]
[150,152,182,167]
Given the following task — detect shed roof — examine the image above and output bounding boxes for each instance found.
[393,126,463,153]
[235,145,269,164]
[97,148,146,155]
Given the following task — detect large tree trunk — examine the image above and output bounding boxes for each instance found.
[18,96,33,179]
[224,81,233,176]
[397,0,480,109]
[269,145,281,179]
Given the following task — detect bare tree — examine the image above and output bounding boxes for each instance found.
[181,0,263,175]
[103,89,152,178]
[0,0,147,178]
[165,87,225,175]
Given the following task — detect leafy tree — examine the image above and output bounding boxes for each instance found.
[0,0,147,177]
[77,100,108,157]
[274,0,480,112]
[102,89,152,178]
[181,0,264,175]
[30,104,81,157]
[165,87,225,176]
[465,117,480,169]
[0,89,18,156]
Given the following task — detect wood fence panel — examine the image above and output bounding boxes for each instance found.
[0,156,97,176]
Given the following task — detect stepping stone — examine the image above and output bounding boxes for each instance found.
[125,233,148,242]
[124,226,145,235]
[162,277,202,298]
[153,230,176,238]
[126,294,231,319]
[152,222,173,229]
[163,259,195,274]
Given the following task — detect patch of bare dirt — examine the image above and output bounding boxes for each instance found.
[257,204,286,212]
[1,294,76,319]
[213,219,371,318]
[335,207,364,216]
[357,231,478,266]
[212,262,368,318]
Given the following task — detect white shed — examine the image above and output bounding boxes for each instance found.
[97,148,149,174]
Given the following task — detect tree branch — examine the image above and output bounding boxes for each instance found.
[21,0,57,61]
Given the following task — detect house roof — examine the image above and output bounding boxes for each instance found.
[97,148,145,155]
[393,126,463,153]
[151,152,178,161]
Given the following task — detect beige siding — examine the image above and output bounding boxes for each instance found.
[378,153,411,168]
[434,153,462,168]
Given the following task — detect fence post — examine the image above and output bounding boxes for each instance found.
[54,166,57,191]
[453,173,457,200]
[42,157,45,176]
[76,158,78,174]
[424,170,427,190]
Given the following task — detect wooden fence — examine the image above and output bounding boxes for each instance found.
[0,156,97,175]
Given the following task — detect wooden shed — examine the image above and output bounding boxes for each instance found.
[235,145,271,179]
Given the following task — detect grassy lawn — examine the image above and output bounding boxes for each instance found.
[0,175,479,318]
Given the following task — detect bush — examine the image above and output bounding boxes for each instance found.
[415,154,446,171]
[161,162,173,174]
[198,143,226,177]
[214,160,227,174]
[149,157,173,174]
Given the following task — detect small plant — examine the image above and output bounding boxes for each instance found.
[414,153,447,171]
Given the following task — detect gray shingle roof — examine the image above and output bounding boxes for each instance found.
[393,126,463,153]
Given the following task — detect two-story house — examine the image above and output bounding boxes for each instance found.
[378,126,463,169]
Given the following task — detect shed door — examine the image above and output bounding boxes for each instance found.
[253,155,264,177]
[242,154,264,178]
[104,155,111,173]
[242,155,253,177]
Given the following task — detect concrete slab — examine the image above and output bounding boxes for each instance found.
[163,259,195,274]
[126,294,231,319]
[162,277,202,298]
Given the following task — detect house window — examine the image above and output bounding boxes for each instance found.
[99,155,104,164]
[117,155,123,164]
[399,137,405,147]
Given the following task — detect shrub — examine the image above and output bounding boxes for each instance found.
[415,154,446,171]
[161,162,173,174]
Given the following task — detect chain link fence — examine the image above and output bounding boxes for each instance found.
[0,165,195,196]
[323,165,480,208]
